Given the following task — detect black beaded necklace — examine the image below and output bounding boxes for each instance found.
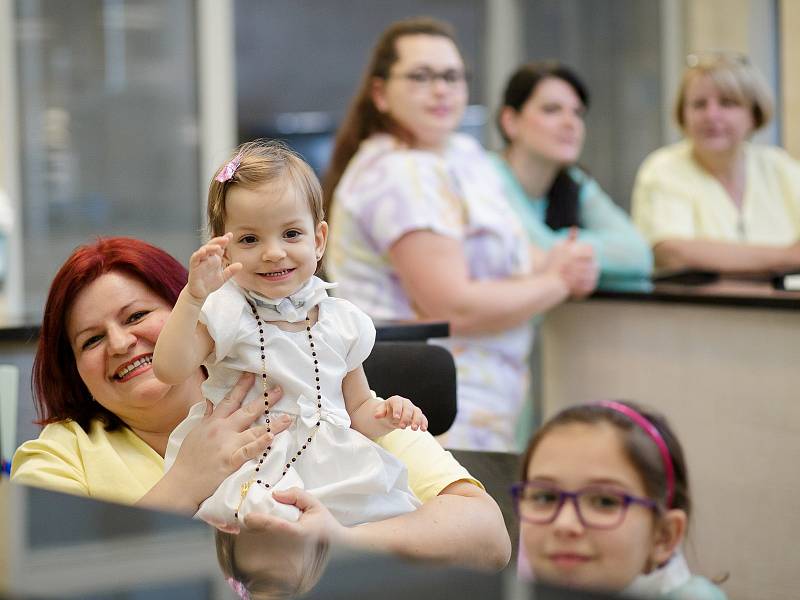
[234,299,323,520]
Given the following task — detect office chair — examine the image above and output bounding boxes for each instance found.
[362,341,456,436]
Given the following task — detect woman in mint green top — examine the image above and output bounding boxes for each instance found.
[494,61,652,282]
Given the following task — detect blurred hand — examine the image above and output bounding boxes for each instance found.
[542,228,599,298]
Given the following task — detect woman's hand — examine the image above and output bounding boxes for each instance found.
[140,373,292,513]
[242,487,345,543]
[185,233,243,305]
[543,230,599,298]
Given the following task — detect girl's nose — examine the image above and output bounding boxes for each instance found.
[552,498,585,536]
[261,241,286,262]
[106,325,136,355]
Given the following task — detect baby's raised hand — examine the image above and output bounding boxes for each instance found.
[374,395,428,432]
[187,233,242,303]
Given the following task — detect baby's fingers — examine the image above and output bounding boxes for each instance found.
[222,262,243,282]
[410,406,428,432]
[373,401,390,420]
[207,232,233,250]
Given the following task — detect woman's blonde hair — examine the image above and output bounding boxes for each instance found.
[207,139,324,238]
[674,52,773,131]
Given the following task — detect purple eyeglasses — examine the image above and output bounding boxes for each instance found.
[511,481,658,530]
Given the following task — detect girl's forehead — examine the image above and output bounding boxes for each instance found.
[527,422,647,492]
[226,181,311,219]
[394,34,462,67]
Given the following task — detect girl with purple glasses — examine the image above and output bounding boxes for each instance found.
[513,401,727,599]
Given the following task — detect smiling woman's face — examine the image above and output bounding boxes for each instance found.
[503,76,586,167]
[371,33,468,152]
[681,73,754,156]
[521,422,660,591]
[66,271,175,425]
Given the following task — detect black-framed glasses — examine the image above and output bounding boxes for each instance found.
[511,481,658,530]
[390,67,469,87]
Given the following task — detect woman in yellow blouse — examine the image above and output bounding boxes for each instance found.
[632,53,800,274]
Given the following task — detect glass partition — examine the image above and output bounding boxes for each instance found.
[14,0,201,313]
[522,0,664,212]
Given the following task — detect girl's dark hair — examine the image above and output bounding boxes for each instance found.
[322,16,460,220]
[520,401,691,518]
[497,61,590,231]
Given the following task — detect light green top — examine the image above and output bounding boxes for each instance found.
[491,154,653,282]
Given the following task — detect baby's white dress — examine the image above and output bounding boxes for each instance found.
[164,277,420,532]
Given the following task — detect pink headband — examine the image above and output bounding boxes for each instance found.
[215,153,242,183]
[226,577,250,600]
[597,400,676,508]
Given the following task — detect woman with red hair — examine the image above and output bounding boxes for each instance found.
[12,237,285,510]
[11,236,510,570]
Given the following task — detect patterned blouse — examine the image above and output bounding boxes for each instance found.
[327,133,533,451]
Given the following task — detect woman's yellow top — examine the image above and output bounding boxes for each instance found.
[632,140,800,245]
[11,419,478,505]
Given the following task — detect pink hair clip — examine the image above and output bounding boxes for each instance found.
[215,153,243,183]
[226,577,250,600]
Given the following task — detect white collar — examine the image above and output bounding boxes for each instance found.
[242,276,337,323]
[623,550,692,598]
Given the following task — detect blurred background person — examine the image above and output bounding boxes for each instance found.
[493,61,652,285]
[632,53,800,275]
[323,17,596,452]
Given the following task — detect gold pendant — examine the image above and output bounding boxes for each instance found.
[235,480,252,519]
[240,480,252,501]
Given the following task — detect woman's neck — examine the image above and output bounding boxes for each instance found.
[691,143,747,208]
[504,145,559,199]
[127,372,205,457]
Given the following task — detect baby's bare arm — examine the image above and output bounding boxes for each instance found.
[153,235,240,384]
[343,367,427,438]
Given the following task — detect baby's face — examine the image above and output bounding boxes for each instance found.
[224,181,327,299]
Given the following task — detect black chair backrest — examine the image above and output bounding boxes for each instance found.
[362,341,456,436]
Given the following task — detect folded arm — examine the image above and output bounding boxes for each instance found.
[389,230,570,336]
[653,239,800,274]
[344,479,510,571]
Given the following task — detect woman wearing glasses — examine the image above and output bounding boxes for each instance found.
[632,53,800,275]
[513,401,727,598]
[323,17,596,452]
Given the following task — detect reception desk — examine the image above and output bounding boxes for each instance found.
[540,279,800,600]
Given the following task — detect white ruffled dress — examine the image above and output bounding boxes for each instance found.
[164,277,420,532]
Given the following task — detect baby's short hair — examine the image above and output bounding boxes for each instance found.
[207,139,323,238]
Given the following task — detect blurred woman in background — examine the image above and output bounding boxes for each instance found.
[632,52,800,274]
[494,61,652,283]
[324,18,597,452]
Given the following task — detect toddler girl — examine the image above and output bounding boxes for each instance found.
[513,401,727,599]
[153,140,425,532]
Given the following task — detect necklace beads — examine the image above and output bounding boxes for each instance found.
[234,300,322,520]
